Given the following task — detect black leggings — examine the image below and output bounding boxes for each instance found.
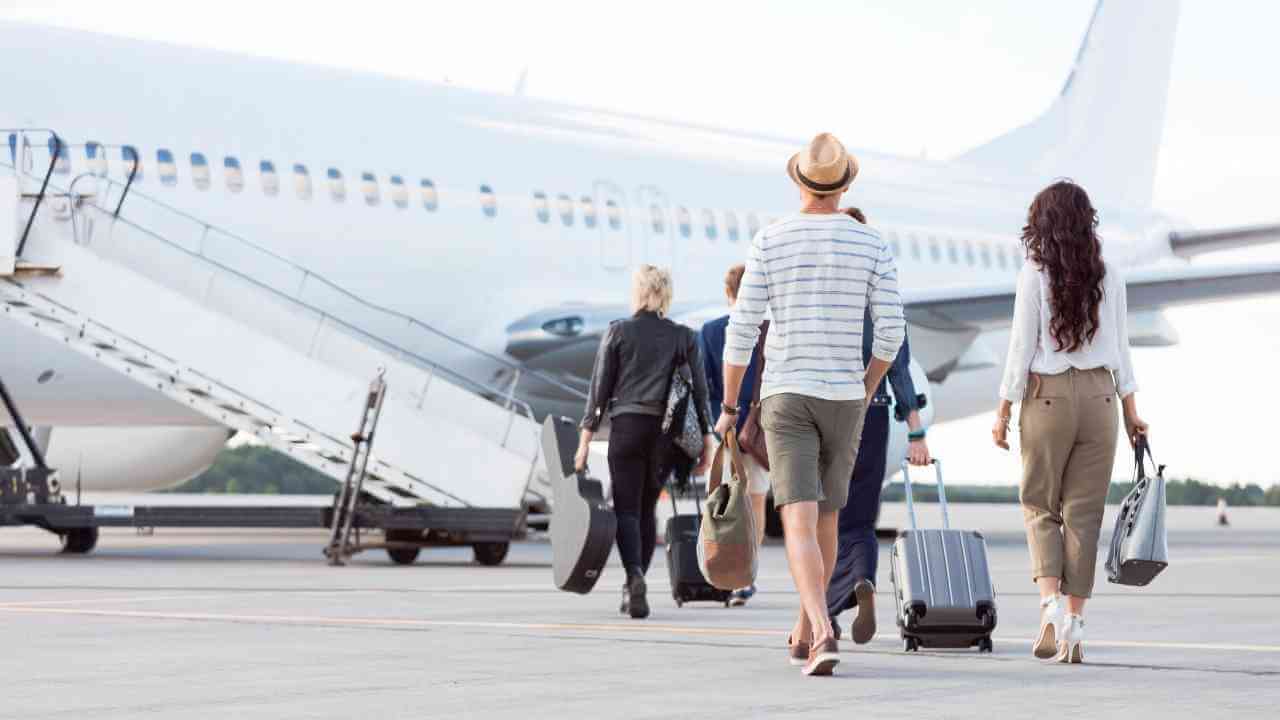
[607,413,665,574]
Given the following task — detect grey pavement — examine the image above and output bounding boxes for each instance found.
[0,503,1277,719]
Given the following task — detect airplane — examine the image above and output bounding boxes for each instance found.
[1,0,1277,501]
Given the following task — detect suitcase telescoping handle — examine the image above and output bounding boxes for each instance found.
[900,458,950,531]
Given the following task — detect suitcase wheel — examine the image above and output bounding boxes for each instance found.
[978,637,993,654]
[903,636,920,652]
[675,599,684,608]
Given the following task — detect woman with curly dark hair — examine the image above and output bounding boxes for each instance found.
[993,180,1148,665]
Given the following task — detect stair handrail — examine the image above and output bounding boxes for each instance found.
[7,138,585,402]
[6,146,587,420]
[3,128,63,258]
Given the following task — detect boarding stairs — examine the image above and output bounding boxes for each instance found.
[0,130,576,521]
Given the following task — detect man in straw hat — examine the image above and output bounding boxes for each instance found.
[716,133,904,676]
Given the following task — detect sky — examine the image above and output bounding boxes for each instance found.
[2,0,1277,487]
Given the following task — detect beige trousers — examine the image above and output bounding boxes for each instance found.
[1018,367,1119,598]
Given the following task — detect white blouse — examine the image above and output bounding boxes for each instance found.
[999,261,1138,402]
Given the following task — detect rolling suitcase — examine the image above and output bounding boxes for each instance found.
[890,459,997,653]
[541,416,616,594]
[665,482,732,608]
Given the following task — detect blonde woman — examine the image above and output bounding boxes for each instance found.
[576,265,714,619]
[994,180,1149,663]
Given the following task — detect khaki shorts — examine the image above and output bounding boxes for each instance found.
[761,393,866,513]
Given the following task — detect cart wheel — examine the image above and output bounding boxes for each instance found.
[385,529,422,566]
[59,527,98,555]
[978,637,994,653]
[472,542,509,566]
[386,546,420,565]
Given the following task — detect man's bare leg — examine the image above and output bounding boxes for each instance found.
[782,500,834,646]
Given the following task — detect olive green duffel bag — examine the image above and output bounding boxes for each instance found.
[697,429,758,591]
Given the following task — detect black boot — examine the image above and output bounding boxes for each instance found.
[626,565,649,619]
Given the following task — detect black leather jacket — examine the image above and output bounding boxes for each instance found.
[581,311,712,434]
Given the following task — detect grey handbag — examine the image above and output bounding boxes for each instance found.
[661,344,703,461]
[1105,435,1168,586]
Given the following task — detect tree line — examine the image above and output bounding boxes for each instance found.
[176,446,1280,507]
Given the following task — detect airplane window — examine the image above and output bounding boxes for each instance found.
[980,243,992,268]
[327,168,346,201]
[5,133,14,164]
[928,236,941,263]
[676,206,692,238]
[420,179,438,211]
[85,142,107,177]
[533,191,550,224]
[223,156,242,193]
[888,231,902,258]
[605,199,622,230]
[293,164,312,200]
[557,193,574,226]
[155,149,178,186]
[703,209,718,241]
[947,238,959,264]
[910,234,922,261]
[190,153,211,191]
[480,184,497,217]
[725,211,740,242]
[361,172,380,206]
[995,244,1008,269]
[260,160,280,197]
[746,213,761,239]
[389,175,408,209]
[122,146,143,181]
[581,195,597,228]
[964,240,976,266]
[49,137,71,174]
[650,204,664,234]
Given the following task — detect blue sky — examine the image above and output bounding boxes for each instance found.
[4,0,1277,486]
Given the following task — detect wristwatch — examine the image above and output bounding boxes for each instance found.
[722,403,739,416]
[908,429,927,441]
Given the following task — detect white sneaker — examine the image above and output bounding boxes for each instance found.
[1033,594,1064,659]
[1058,614,1085,664]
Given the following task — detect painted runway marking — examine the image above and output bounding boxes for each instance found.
[1,604,1279,655]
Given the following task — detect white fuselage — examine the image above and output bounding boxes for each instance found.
[0,22,1177,490]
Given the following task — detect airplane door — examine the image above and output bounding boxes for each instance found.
[595,180,631,272]
[635,185,674,269]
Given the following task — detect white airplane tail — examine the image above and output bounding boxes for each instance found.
[960,0,1181,209]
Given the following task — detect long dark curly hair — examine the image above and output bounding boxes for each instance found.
[1021,180,1106,353]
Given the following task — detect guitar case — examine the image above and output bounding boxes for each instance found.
[541,416,616,594]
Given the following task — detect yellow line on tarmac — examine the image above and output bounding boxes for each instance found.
[3,604,1280,655]
[0,605,782,637]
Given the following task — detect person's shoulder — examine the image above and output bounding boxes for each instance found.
[700,314,730,334]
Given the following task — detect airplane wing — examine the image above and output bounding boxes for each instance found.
[1169,223,1280,259]
[905,261,1280,331]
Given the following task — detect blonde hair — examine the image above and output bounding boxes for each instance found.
[631,264,673,316]
[724,263,747,301]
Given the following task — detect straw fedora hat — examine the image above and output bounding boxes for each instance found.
[787,133,858,196]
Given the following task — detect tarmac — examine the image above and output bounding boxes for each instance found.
[0,502,1276,719]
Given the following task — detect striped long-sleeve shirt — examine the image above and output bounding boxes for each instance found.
[725,213,905,402]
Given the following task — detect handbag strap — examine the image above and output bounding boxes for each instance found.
[708,429,749,496]
[1134,434,1160,480]
[750,320,769,407]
